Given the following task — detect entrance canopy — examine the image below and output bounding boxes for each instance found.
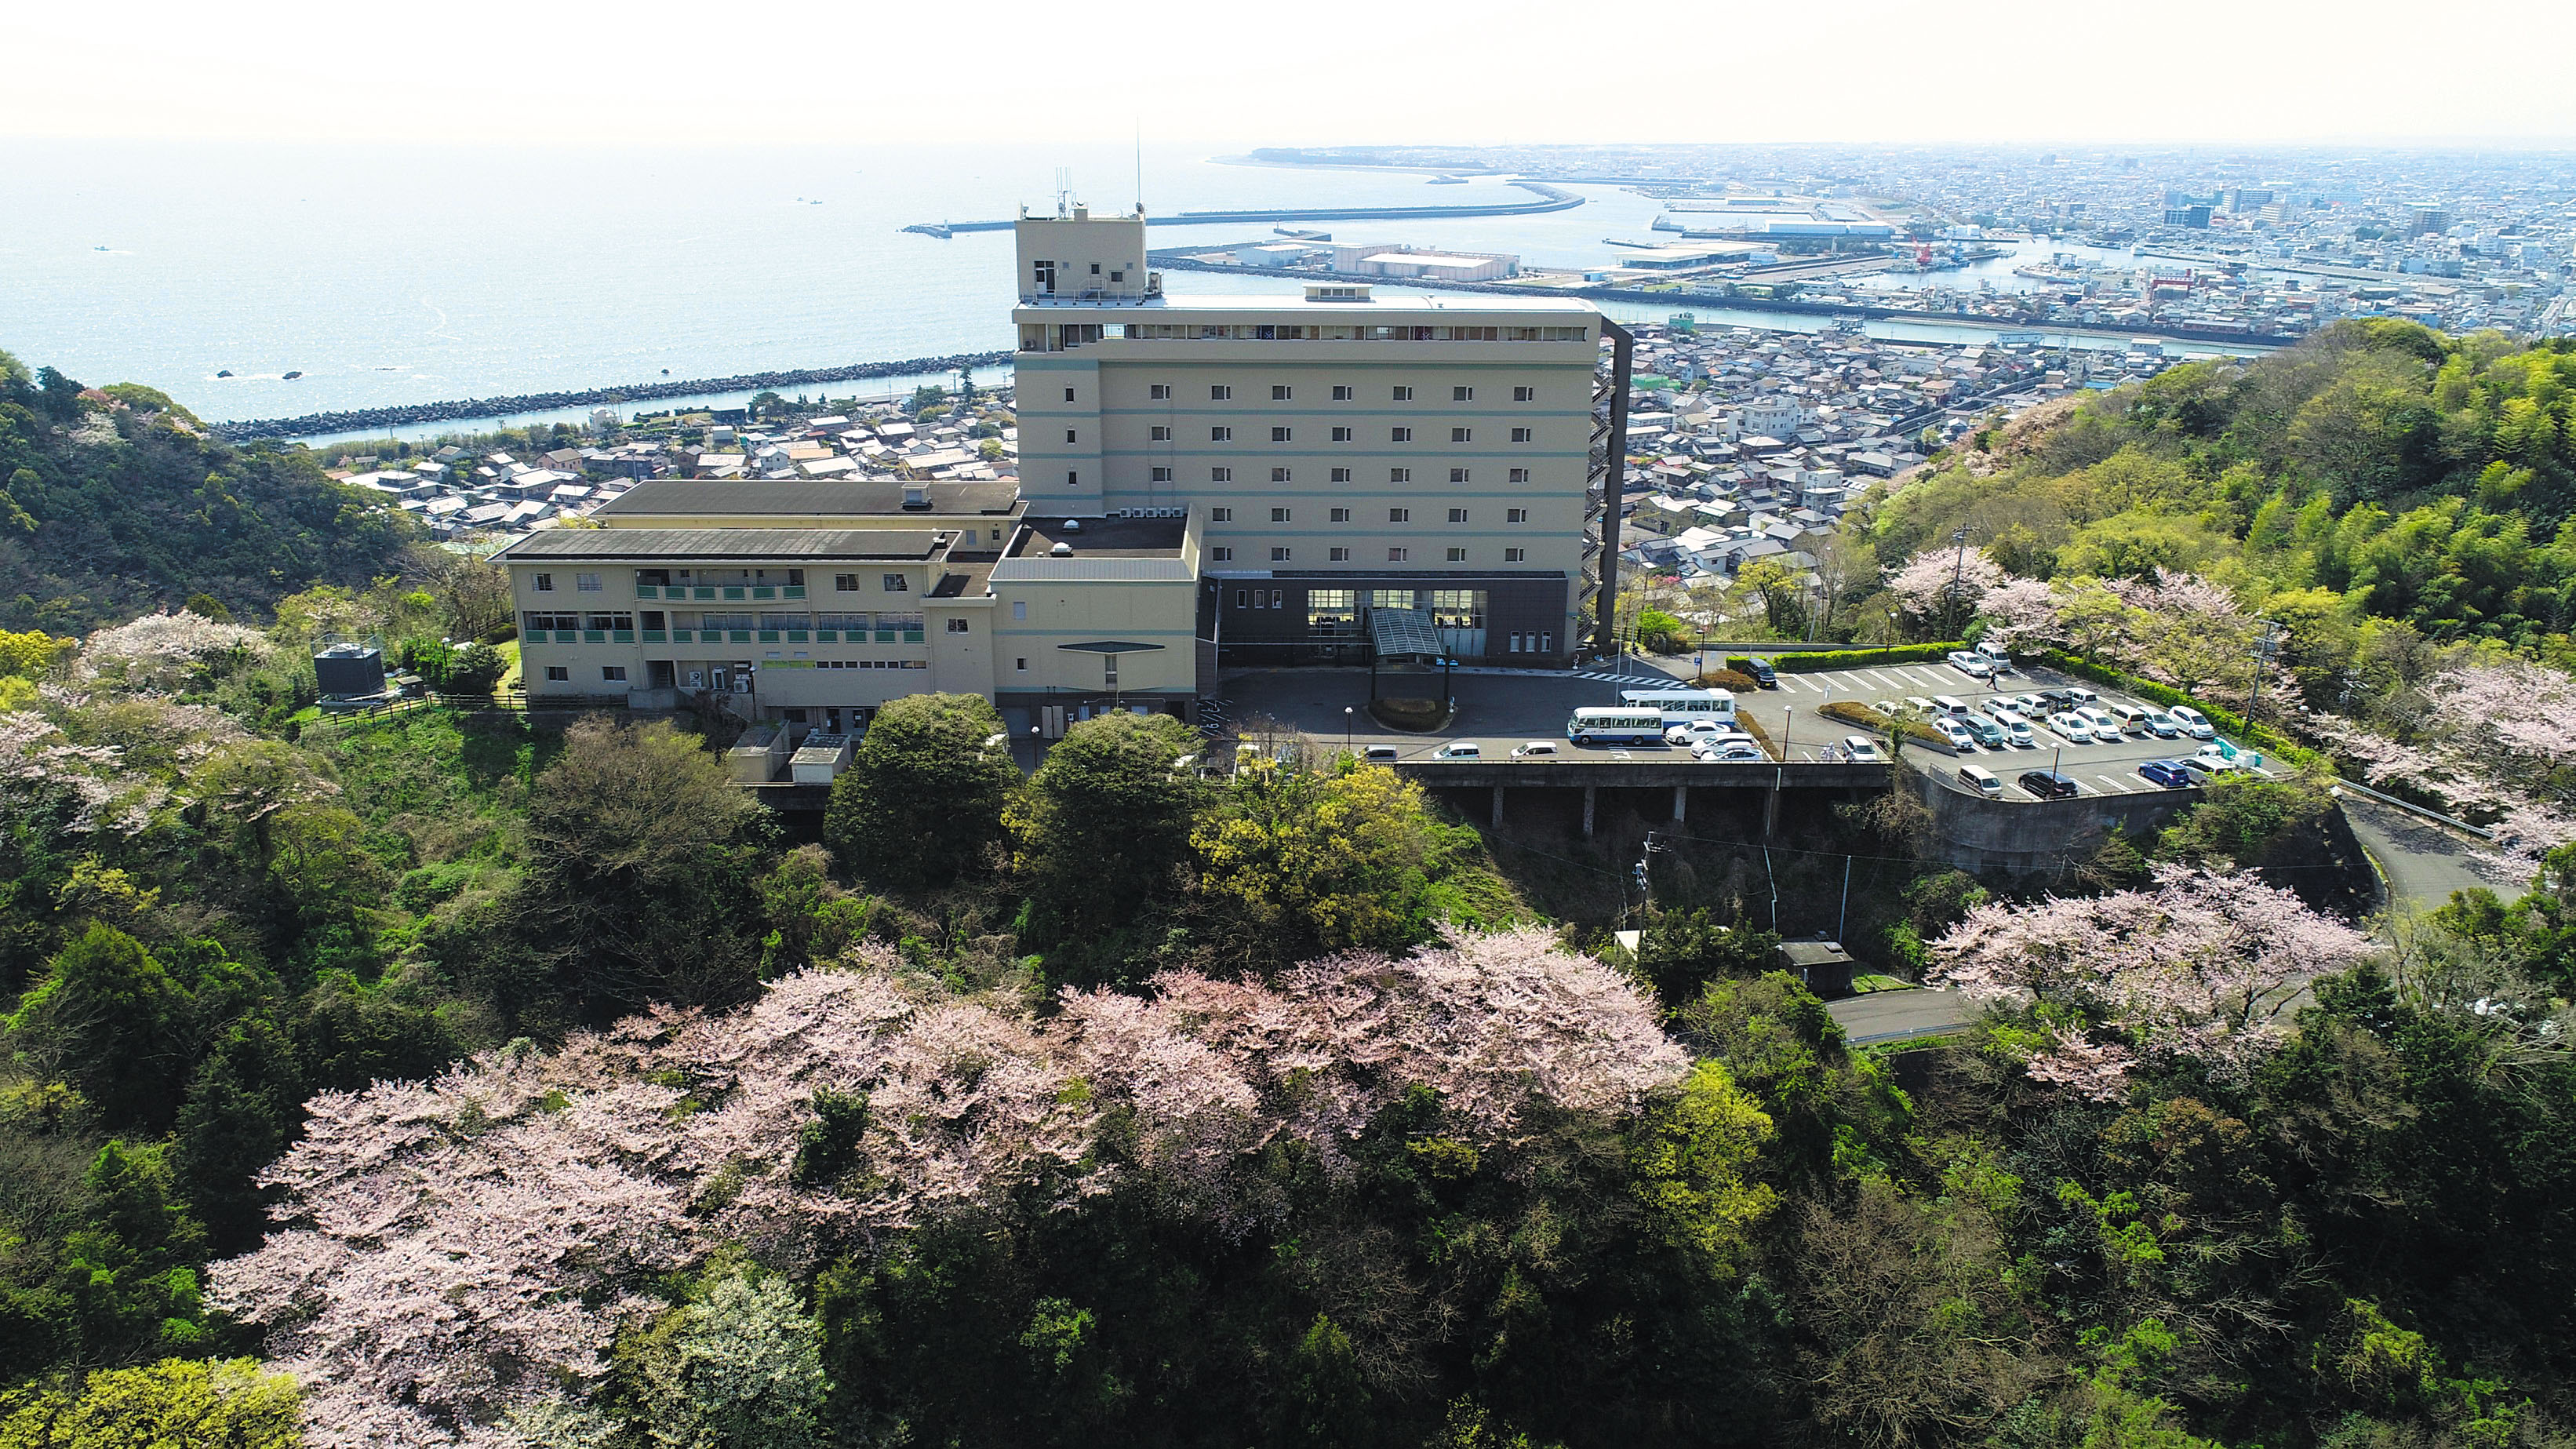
[1366,606,1444,663]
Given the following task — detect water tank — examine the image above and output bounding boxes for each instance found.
[313,642,386,698]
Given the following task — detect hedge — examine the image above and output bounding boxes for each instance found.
[1773,643,1967,673]
[1700,668,1759,692]
[1819,699,1951,749]
[2035,650,2335,774]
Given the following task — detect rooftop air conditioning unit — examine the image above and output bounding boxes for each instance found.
[1061,519,1083,533]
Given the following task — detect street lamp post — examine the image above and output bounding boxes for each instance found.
[1342,705,1354,757]
[1781,706,1794,760]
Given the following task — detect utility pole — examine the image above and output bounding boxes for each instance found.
[2245,618,2283,731]
[1946,525,1970,642]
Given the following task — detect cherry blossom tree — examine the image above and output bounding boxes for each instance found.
[1930,865,2373,1076]
[213,929,1688,1446]
[1974,576,2064,651]
[1887,548,2003,629]
[78,610,272,694]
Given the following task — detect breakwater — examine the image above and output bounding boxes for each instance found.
[904,183,1582,238]
[211,351,1017,442]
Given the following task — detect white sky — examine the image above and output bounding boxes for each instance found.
[10,0,2574,147]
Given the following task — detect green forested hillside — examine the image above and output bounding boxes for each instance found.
[0,349,417,632]
[1871,322,2576,674]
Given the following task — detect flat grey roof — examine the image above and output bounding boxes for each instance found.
[493,528,943,562]
[593,478,1021,519]
[1007,516,1188,560]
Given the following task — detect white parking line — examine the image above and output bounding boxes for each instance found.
[2094,775,2133,795]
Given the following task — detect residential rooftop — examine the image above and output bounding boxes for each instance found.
[492,528,946,563]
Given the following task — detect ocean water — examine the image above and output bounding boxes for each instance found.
[2,140,2250,431]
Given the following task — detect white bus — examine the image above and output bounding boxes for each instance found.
[1619,687,1737,727]
[1567,708,1668,746]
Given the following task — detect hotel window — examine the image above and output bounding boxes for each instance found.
[1504,547,1526,562]
[1150,466,1172,482]
[575,573,602,592]
[545,665,569,681]
[946,618,970,634]
[1330,467,1352,482]
[1211,467,1232,482]
[1272,508,1291,522]
[1390,427,1413,442]
[1449,468,1470,483]
[1210,384,1232,400]
[1063,388,1075,402]
[1388,507,1410,522]
[1509,468,1530,483]
[1210,507,1233,521]
[1391,385,1413,401]
[1330,508,1350,522]
[602,666,627,682]
[1448,508,1468,523]
[1011,601,1028,621]
[1389,468,1410,483]
[1271,426,1292,442]
[1514,386,1536,402]
[1388,547,1409,562]
[1151,425,1171,440]
[1271,467,1292,482]
[1212,547,1234,562]
[1511,428,1534,442]
[882,574,909,592]
[1016,657,1028,672]
[1454,385,1473,401]
[1150,384,1171,399]
[1330,426,1353,442]
[1330,547,1351,561]
[835,573,860,592]
[532,573,554,592]
[1066,470,1079,486]
[1331,384,1354,400]
[1450,427,1472,443]
[1271,547,1293,562]
[1507,508,1528,522]
[1272,384,1292,400]
[1064,429,1076,442]
[1210,426,1232,442]
[1446,547,1468,562]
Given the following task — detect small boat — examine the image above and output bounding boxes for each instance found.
[215,370,234,378]
[93,245,110,252]
[282,370,303,380]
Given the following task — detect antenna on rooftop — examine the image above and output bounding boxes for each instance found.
[1134,118,1144,216]
[1054,167,1072,219]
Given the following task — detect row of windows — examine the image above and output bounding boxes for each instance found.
[1210,546,1527,564]
[1114,323,1586,343]
[1148,466,1535,485]
[1156,424,1537,443]
[537,570,903,595]
[1209,507,1530,524]
[1148,384,1544,403]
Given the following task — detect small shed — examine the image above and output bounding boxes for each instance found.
[725,726,790,785]
[789,733,854,785]
[312,642,386,700]
[1777,939,1858,998]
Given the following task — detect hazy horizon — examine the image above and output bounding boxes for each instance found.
[13,0,2576,149]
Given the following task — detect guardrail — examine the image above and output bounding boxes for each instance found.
[2327,779,2495,842]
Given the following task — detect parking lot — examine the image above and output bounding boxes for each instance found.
[1221,653,2277,803]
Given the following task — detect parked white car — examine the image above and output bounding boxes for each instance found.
[1980,697,2021,721]
[2168,704,2217,740]
[1946,650,1995,679]
[1665,720,1728,745]
[2000,717,2036,748]
[1511,741,1559,759]
[1934,717,1977,750]
[2079,707,2123,736]
[2047,712,2098,744]
[2141,709,2183,739]
[1694,741,1766,763]
[1841,736,1886,763]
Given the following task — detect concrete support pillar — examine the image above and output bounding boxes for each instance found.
[1672,783,1687,821]
[1582,785,1597,839]
[1490,785,1505,828]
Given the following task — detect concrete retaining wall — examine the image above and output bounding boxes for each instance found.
[1911,764,2199,877]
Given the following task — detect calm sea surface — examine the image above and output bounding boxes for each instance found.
[2,140,2250,431]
